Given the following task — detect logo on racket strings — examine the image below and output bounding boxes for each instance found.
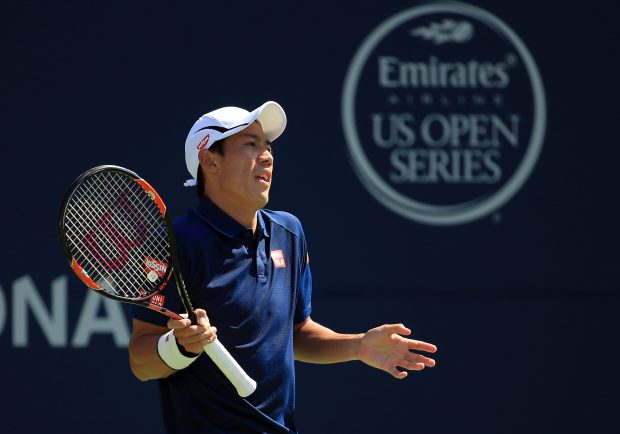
[83,192,147,270]
[145,257,168,282]
[342,2,546,225]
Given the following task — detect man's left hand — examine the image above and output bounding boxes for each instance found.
[357,323,437,379]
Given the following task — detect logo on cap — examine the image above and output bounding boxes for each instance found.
[197,134,210,150]
[342,2,546,226]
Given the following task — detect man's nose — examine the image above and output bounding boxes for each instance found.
[260,149,273,165]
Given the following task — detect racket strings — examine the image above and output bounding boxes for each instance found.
[66,177,149,297]
[68,173,167,297]
[66,193,148,298]
[64,171,171,300]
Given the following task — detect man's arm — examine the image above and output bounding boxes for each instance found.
[293,318,362,363]
[128,309,217,381]
[293,317,437,379]
[129,319,176,381]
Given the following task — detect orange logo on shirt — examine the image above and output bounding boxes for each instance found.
[271,250,286,268]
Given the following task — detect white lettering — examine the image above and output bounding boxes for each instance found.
[389,149,409,182]
[71,291,130,348]
[378,56,400,88]
[428,149,451,182]
[378,56,512,89]
[145,259,167,273]
[421,114,451,147]
[389,149,502,184]
[492,114,520,147]
[463,149,483,182]
[371,113,415,148]
[12,275,67,347]
[0,274,132,348]
[449,114,469,146]
[371,112,519,154]
[484,149,502,183]
[469,114,492,147]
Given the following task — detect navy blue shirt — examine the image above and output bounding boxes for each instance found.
[132,197,313,434]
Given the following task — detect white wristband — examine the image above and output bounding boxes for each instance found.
[157,330,199,370]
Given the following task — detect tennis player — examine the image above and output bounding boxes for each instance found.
[128,101,437,434]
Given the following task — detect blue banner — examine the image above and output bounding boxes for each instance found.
[2,1,618,433]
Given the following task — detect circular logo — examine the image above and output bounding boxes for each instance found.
[147,270,159,283]
[342,2,546,225]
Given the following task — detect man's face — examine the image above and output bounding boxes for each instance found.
[211,121,274,211]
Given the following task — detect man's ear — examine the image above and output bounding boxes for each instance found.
[199,149,218,173]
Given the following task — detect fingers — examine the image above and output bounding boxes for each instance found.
[194,309,210,327]
[182,326,217,344]
[167,309,218,353]
[387,323,437,353]
[415,354,436,368]
[388,355,435,379]
[401,354,435,369]
[406,338,438,354]
[192,309,217,343]
[177,324,218,353]
[383,323,412,336]
[388,367,408,379]
[167,309,211,328]
[166,314,192,330]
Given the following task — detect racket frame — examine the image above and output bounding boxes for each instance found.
[58,165,183,319]
[58,165,257,397]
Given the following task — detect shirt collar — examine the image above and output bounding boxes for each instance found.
[193,196,269,239]
[257,209,269,239]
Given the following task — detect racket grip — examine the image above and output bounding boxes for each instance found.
[202,339,257,397]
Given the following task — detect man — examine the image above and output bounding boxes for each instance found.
[128,101,437,434]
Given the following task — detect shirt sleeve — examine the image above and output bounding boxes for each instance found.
[294,224,312,324]
[294,261,312,324]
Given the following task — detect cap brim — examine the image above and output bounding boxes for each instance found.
[252,101,287,142]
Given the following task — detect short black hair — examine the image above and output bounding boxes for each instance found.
[196,138,226,199]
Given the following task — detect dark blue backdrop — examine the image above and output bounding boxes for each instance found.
[2,1,618,433]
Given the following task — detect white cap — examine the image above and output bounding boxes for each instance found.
[184,101,287,186]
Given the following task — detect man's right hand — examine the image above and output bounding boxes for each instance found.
[168,308,218,355]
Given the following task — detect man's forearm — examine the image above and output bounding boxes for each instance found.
[293,318,364,363]
[129,319,178,381]
[129,333,177,381]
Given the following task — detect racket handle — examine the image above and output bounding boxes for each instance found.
[202,339,257,397]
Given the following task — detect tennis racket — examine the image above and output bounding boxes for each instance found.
[57,165,257,397]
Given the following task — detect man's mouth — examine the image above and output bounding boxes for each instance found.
[255,173,271,184]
